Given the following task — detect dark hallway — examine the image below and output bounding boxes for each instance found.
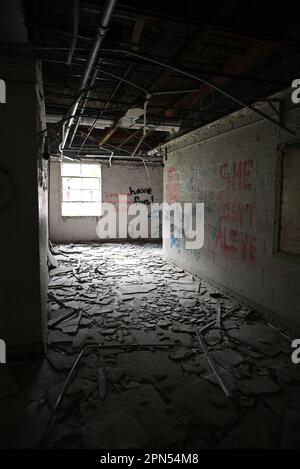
[1,0,300,453]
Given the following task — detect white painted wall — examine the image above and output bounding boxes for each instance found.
[162,90,300,327]
[50,159,163,242]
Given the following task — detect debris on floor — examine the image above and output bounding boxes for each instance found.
[1,243,299,449]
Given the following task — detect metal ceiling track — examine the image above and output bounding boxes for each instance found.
[100,48,296,136]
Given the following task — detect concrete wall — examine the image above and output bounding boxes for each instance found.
[0,58,48,356]
[163,90,300,327]
[49,159,163,242]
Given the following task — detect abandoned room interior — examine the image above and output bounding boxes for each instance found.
[1,0,300,451]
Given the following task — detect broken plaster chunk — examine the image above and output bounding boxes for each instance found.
[85,305,113,316]
[47,330,73,345]
[57,311,82,327]
[120,284,157,295]
[169,348,192,361]
[47,351,75,371]
[99,297,114,306]
[119,295,135,302]
[210,292,226,299]
[157,319,172,328]
[171,323,195,334]
[63,300,85,310]
[48,308,76,328]
[227,322,288,356]
[73,330,104,349]
[101,328,117,336]
[204,329,223,346]
[60,324,80,334]
[179,298,198,308]
[108,311,127,319]
[80,317,93,327]
[211,348,244,369]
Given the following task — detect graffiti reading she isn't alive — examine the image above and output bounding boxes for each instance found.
[215,159,257,264]
[165,166,181,203]
[220,159,253,192]
[221,201,256,229]
[216,228,257,264]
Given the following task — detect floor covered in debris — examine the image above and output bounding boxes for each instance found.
[1,243,300,449]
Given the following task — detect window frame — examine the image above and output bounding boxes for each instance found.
[60,162,102,218]
[273,146,300,265]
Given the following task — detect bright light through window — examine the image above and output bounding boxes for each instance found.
[61,163,101,217]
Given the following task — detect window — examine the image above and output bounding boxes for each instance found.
[274,147,300,263]
[61,162,101,217]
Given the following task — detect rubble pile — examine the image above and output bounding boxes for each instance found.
[1,243,299,449]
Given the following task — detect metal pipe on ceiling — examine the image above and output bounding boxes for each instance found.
[67,0,80,65]
[54,151,162,163]
[61,0,118,149]
[152,89,199,96]
[69,66,100,147]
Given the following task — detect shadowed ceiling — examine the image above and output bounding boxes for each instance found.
[12,0,300,157]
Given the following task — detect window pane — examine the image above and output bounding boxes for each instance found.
[83,202,101,216]
[63,190,82,202]
[62,177,82,190]
[81,190,100,202]
[63,189,100,202]
[62,202,81,216]
[81,164,100,177]
[61,163,101,217]
[81,178,100,190]
[61,163,81,177]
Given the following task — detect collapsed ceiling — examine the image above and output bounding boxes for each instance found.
[9,0,300,158]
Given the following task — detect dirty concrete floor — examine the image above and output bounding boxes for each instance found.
[1,243,300,449]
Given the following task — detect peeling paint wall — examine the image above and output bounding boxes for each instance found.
[49,160,163,242]
[163,91,300,326]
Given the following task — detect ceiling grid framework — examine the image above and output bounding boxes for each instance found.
[7,0,300,159]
